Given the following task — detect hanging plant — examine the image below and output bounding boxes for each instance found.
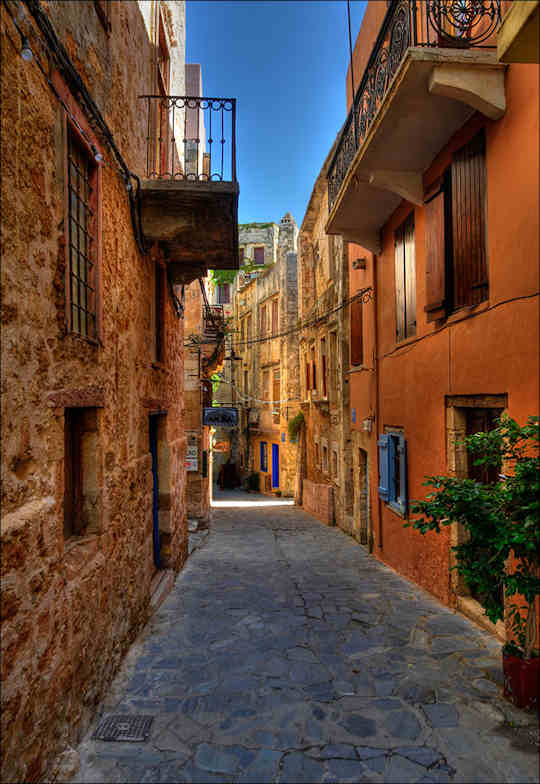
[288,412,305,444]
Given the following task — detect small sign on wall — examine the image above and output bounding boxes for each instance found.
[186,445,198,472]
[352,408,357,424]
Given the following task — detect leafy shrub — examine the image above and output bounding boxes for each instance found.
[407,415,540,658]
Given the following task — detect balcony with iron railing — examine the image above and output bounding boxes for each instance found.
[326,0,505,252]
[138,96,239,285]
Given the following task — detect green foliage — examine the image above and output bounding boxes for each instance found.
[210,372,222,401]
[288,412,305,444]
[209,269,238,286]
[406,415,540,658]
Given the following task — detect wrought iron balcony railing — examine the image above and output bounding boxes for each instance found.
[141,95,237,182]
[328,0,501,206]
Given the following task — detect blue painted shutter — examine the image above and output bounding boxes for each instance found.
[377,434,391,501]
[260,442,264,471]
[397,435,408,515]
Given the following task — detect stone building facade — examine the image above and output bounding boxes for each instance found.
[233,217,300,495]
[1,2,237,781]
[326,0,539,636]
[297,147,354,532]
[184,277,225,522]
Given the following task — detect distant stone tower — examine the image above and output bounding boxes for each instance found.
[278,212,299,264]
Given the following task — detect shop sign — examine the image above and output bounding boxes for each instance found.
[203,407,238,428]
[186,445,198,472]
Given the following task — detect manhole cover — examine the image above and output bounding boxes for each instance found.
[92,715,154,742]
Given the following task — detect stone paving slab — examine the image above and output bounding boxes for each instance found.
[72,495,539,783]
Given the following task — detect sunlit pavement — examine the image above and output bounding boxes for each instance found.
[74,499,539,783]
[211,487,295,508]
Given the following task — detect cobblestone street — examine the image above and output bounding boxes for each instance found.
[74,492,539,784]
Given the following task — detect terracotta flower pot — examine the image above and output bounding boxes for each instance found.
[503,653,540,711]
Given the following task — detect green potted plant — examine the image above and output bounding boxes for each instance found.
[406,415,540,710]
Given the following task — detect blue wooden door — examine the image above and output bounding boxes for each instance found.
[272,444,279,489]
[149,415,161,569]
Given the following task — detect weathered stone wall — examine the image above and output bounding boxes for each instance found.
[1,3,187,782]
[298,139,352,533]
[233,216,300,495]
[303,480,334,526]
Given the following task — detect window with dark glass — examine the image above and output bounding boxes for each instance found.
[64,408,100,538]
[394,212,416,342]
[350,299,364,365]
[154,263,165,363]
[67,126,98,341]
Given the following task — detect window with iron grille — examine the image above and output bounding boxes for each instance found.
[67,126,98,340]
[217,283,230,304]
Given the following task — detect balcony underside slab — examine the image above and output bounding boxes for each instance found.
[498,0,539,63]
[140,180,239,284]
[327,48,505,253]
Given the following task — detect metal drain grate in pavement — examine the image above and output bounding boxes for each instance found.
[92,715,153,742]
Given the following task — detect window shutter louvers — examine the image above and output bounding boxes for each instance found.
[377,434,391,501]
[424,189,447,321]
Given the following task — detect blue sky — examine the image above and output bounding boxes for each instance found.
[186,1,367,228]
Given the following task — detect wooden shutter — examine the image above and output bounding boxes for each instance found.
[272,299,278,334]
[377,434,391,501]
[452,130,487,308]
[254,247,264,265]
[350,299,363,365]
[397,435,408,515]
[425,188,447,322]
[394,225,406,340]
[404,214,416,338]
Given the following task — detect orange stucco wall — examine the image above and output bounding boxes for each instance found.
[373,63,539,606]
[346,0,539,609]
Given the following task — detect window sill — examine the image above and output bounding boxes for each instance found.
[445,300,490,325]
[64,532,100,553]
[67,331,101,348]
[394,334,417,349]
[387,501,407,519]
[347,365,372,374]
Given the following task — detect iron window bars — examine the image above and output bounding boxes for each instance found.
[67,127,97,340]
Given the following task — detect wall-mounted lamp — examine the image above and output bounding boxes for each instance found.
[20,37,33,62]
[362,417,373,432]
[352,257,367,270]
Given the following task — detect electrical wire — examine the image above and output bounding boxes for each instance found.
[211,376,302,407]
[230,286,372,349]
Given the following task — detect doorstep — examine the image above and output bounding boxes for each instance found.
[150,569,175,611]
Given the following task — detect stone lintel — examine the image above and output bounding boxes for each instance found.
[428,63,506,120]
[47,387,105,408]
[142,398,169,411]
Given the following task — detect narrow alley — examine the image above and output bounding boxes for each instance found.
[72,492,538,784]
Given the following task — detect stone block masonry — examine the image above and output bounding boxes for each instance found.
[1,2,188,782]
[303,480,334,526]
